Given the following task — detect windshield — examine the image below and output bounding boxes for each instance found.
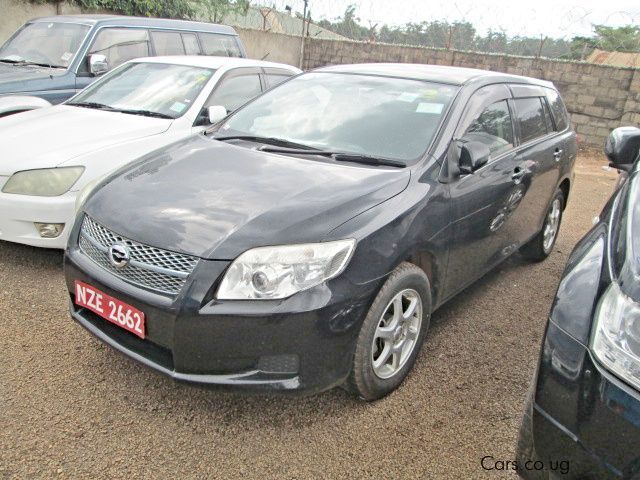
[0,22,90,68]
[68,62,215,119]
[220,72,458,162]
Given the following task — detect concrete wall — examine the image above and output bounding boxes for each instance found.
[304,39,640,146]
[236,28,301,67]
[0,0,82,43]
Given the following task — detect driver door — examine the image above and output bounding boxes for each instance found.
[444,84,524,296]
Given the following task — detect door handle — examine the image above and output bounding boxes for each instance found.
[512,167,526,183]
[553,148,563,162]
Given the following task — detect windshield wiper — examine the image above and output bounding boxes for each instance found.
[113,108,173,119]
[0,58,64,68]
[213,135,320,151]
[67,101,116,111]
[258,146,407,168]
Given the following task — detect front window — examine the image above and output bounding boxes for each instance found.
[220,72,457,162]
[0,21,89,68]
[461,100,514,157]
[68,62,215,119]
[87,28,150,72]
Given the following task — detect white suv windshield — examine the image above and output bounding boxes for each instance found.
[0,22,89,68]
[68,62,215,119]
[221,72,458,162]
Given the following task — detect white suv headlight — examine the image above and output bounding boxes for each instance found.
[2,167,84,196]
[591,282,640,390]
[217,239,356,300]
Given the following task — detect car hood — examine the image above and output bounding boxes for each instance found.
[0,63,66,92]
[0,105,172,175]
[85,135,411,259]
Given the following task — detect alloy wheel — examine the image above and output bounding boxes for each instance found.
[371,288,423,379]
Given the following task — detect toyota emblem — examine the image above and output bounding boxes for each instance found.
[108,243,130,269]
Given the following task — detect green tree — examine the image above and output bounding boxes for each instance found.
[198,0,250,23]
[71,0,194,18]
[592,25,640,52]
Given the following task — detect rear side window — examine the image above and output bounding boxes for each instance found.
[461,100,514,157]
[206,74,262,112]
[545,89,569,131]
[88,28,150,71]
[181,33,200,55]
[151,31,185,55]
[514,97,547,143]
[199,33,242,57]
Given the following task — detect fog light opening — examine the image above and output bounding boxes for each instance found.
[34,222,65,238]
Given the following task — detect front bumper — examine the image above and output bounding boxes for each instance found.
[0,190,76,249]
[531,320,640,479]
[65,243,380,394]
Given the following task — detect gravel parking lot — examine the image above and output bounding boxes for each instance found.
[0,151,618,479]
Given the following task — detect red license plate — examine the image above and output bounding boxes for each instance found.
[74,280,145,339]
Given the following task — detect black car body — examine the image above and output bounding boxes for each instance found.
[516,127,640,479]
[0,15,245,112]
[64,64,577,398]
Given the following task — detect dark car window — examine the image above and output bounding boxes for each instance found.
[182,33,201,55]
[545,88,569,131]
[222,72,458,162]
[199,33,242,57]
[207,74,262,113]
[88,28,150,71]
[461,100,514,157]
[541,98,555,132]
[514,97,548,143]
[151,31,185,55]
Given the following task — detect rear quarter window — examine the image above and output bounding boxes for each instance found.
[199,33,242,57]
[545,88,569,131]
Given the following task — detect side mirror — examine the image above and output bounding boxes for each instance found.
[458,140,491,174]
[88,54,108,76]
[605,126,640,171]
[208,105,228,124]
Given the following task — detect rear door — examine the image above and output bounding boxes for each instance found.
[444,84,523,294]
[509,85,564,245]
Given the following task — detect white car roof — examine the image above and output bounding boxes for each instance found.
[128,56,301,73]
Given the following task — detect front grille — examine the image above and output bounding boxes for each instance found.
[78,215,198,296]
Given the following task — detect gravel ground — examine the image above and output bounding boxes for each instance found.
[0,151,618,479]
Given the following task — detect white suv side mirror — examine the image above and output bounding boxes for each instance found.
[208,105,228,124]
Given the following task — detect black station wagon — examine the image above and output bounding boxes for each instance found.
[65,64,577,400]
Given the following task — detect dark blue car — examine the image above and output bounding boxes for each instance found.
[516,127,640,479]
[0,15,245,115]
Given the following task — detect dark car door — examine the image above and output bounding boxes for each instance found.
[509,85,564,245]
[444,84,525,296]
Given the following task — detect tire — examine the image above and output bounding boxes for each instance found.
[520,189,564,262]
[515,378,548,480]
[343,262,431,401]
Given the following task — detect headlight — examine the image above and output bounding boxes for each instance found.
[217,239,356,300]
[591,282,640,390]
[2,167,84,196]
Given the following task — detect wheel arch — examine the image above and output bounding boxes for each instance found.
[558,177,571,210]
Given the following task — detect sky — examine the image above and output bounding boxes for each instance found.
[264,0,640,39]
